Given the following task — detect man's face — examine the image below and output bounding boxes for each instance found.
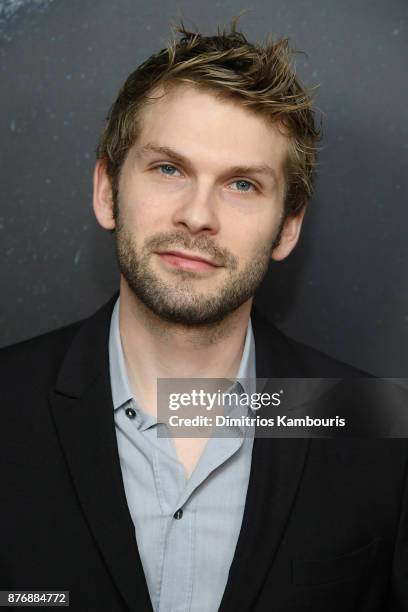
[108,85,293,325]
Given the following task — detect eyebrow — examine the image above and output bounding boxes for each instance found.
[134,142,278,183]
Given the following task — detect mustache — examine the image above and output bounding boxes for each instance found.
[145,231,238,269]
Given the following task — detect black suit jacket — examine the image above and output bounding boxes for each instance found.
[1,293,407,611]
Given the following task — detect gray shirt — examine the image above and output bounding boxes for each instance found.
[109,297,257,612]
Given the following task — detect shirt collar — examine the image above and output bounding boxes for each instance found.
[109,297,133,410]
[109,296,256,412]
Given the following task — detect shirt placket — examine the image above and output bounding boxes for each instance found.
[153,442,195,612]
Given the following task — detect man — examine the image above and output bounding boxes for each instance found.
[1,19,407,612]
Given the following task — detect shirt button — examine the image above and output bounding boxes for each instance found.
[173,508,183,520]
[125,408,136,419]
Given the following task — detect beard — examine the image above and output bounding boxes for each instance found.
[114,213,283,326]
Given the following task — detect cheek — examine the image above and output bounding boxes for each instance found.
[256,206,283,244]
[120,181,166,230]
[228,210,281,254]
[222,227,268,268]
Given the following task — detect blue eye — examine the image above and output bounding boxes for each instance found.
[157,164,180,176]
[231,180,255,193]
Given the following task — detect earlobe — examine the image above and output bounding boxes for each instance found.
[271,207,306,262]
[92,160,116,230]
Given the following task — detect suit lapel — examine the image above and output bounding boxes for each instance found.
[219,437,310,611]
[49,293,153,612]
[219,306,311,611]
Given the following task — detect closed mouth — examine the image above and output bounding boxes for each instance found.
[157,250,220,267]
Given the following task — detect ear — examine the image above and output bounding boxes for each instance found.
[271,206,306,261]
[92,160,116,230]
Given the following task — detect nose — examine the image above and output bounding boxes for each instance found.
[171,183,220,235]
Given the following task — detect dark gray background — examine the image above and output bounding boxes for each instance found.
[0,0,406,376]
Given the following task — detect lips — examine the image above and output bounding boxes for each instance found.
[158,250,219,266]
[156,250,221,273]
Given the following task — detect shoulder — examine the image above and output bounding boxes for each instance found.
[251,306,369,378]
[284,333,367,377]
[0,292,118,397]
[0,318,86,392]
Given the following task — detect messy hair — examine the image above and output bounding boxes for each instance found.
[96,15,322,218]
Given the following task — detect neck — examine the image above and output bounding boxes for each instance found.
[118,278,252,413]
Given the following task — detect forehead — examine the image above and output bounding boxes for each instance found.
[134,83,290,171]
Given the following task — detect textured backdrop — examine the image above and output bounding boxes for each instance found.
[0,0,407,376]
